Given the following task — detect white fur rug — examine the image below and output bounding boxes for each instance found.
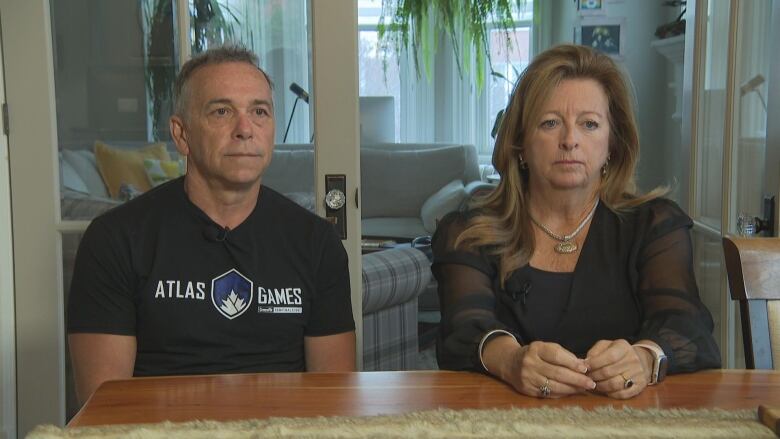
[29,406,774,438]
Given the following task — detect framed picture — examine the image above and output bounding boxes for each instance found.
[575,18,626,58]
[578,0,606,16]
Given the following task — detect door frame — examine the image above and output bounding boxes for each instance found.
[310,0,362,367]
[0,23,18,439]
[686,0,780,368]
[1,0,64,435]
[767,0,780,224]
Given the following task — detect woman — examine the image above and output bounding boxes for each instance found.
[433,44,720,399]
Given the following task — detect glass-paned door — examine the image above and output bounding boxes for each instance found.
[193,0,316,212]
[690,0,731,365]
[723,0,776,368]
[6,0,359,435]
[355,1,533,371]
[53,0,321,419]
[689,0,778,368]
[49,0,180,419]
[728,0,773,227]
[0,28,16,439]
[55,0,177,225]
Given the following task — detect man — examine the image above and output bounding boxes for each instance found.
[67,46,355,405]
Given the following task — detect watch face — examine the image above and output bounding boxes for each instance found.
[656,355,669,383]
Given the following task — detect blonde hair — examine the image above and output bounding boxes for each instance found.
[456,44,663,286]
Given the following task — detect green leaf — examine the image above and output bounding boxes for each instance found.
[378,0,526,90]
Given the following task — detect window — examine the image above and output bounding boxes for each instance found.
[483,25,532,157]
[357,0,535,161]
[196,0,313,145]
[358,4,401,141]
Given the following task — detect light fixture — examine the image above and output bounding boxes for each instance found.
[739,74,767,111]
[283,82,310,143]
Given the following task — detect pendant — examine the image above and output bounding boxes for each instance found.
[555,241,578,254]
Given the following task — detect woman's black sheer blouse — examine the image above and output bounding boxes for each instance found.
[432,198,721,374]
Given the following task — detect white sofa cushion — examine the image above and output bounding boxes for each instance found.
[420,179,466,233]
[263,147,314,194]
[361,146,468,218]
[61,149,110,199]
[59,153,89,194]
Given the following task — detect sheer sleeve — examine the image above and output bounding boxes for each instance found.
[432,212,514,371]
[635,200,721,373]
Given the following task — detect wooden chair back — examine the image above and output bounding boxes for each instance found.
[722,236,780,369]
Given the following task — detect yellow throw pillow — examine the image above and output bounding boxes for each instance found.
[94,141,171,199]
[144,158,185,187]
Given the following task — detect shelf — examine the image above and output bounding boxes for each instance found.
[650,34,685,65]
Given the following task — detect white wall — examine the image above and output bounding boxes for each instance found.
[547,0,680,193]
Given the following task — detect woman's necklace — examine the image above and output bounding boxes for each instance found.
[529,199,599,254]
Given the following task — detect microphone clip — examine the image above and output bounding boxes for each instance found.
[511,281,532,306]
[204,225,230,243]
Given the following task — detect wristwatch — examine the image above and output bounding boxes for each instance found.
[633,343,668,385]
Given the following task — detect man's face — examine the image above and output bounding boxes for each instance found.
[172,62,275,191]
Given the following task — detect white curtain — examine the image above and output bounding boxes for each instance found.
[229,0,312,144]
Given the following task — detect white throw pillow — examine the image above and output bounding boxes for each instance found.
[420,179,466,233]
[59,153,89,194]
[61,149,110,199]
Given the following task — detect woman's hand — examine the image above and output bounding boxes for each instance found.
[585,339,652,399]
[484,337,595,398]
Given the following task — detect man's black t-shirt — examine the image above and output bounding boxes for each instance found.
[67,177,354,376]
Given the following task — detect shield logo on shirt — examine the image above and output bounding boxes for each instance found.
[211,269,254,320]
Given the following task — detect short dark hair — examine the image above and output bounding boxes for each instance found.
[173,45,274,117]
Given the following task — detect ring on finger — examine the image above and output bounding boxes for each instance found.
[620,373,634,389]
[539,377,552,398]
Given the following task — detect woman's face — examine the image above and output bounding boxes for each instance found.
[522,78,610,196]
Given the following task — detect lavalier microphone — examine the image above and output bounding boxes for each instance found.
[512,281,532,305]
[203,225,230,242]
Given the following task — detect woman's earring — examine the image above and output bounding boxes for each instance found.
[601,154,611,176]
[518,153,529,170]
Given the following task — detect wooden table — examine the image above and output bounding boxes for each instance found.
[69,369,780,427]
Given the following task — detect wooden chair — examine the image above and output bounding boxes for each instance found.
[722,236,780,369]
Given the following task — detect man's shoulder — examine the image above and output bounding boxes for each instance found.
[260,187,332,230]
[257,187,343,255]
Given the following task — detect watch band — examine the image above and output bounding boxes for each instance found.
[478,329,517,373]
[633,342,667,385]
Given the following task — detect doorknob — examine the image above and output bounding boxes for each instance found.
[737,196,775,237]
[324,174,347,240]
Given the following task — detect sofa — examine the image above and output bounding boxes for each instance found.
[264,142,492,239]
[361,246,432,371]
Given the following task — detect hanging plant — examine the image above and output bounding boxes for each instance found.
[377,0,525,89]
[189,0,241,53]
